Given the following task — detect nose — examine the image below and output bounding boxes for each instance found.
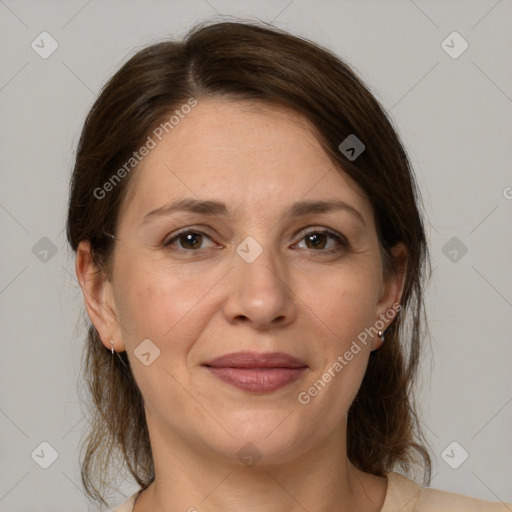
[222,239,297,330]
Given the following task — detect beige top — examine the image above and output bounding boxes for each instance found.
[110,472,512,511]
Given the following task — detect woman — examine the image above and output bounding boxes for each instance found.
[67,20,511,512]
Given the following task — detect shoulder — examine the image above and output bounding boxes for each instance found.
[383,472,512,512]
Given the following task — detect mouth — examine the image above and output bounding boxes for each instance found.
[202,352,308,393]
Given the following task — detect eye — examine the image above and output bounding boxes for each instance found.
[163,229,218,251]
[294,228,348,253]
[162,227,349,254]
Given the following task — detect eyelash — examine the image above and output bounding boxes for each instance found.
[162,227,349,255]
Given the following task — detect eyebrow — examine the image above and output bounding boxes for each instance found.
[142,198,366,227]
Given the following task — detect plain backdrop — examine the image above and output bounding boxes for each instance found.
[0,0,511,510]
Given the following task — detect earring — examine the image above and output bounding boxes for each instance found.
[378,330,386,342]
[110,338,115,354]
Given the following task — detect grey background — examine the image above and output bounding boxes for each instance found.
[0,0,511,510]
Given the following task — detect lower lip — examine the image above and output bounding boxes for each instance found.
[206,367,307,393]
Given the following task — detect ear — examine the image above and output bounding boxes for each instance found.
[372,242,407,350]
[75,240,126,352]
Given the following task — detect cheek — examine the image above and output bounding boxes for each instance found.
[294,261,381,414]
[113,253,224,350]
[112,257,219,406]
[307,259,381,345]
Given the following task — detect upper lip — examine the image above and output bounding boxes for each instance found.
[203,351,308,369]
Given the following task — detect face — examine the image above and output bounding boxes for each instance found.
[78,98,405,466]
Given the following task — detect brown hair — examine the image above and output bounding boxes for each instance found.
[66,19,432,506]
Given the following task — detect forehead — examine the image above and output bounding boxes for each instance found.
[118,98,373,227]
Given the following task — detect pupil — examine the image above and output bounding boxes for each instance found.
[183,233,201,249]
[307,233,325,249]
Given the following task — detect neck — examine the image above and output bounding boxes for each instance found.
[133,417,387,512]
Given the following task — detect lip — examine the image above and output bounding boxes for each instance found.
[204,351,307,369]
[203,352,308,393]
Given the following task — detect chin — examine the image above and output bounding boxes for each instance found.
[201,409,321,466]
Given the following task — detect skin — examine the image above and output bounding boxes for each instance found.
[76,98,407,512]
